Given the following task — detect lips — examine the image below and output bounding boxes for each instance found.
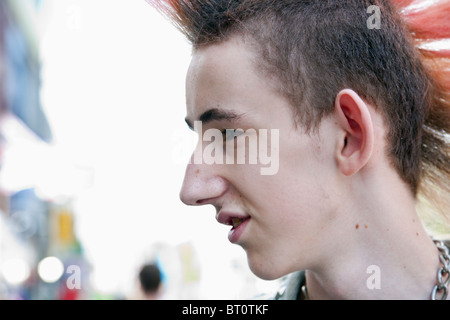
[216,212,250,243]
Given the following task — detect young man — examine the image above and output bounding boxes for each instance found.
[148,0,450,299]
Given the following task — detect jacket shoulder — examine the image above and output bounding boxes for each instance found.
[272,271,306,300]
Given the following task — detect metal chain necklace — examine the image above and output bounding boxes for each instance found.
[431,240,450,300]
[300,240,450,300]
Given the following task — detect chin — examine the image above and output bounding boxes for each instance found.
[245,250,288,281]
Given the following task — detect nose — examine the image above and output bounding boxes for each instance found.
[179,156,228,206]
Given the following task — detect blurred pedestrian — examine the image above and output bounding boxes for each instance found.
[138,263,162,300]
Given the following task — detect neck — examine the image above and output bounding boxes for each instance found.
[305,171,442,300]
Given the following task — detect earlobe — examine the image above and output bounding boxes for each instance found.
[334,89,374,176]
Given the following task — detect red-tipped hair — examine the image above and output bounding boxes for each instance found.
[401,0,450,40]
[390,0,416,9]
[397,0,450,226]
[397,0,450,99]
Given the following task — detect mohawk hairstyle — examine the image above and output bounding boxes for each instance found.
[149,0,247,45]
[148,0,450,231]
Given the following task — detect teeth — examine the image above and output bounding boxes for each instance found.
[231,217,244,228]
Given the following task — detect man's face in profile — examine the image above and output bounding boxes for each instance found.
[179,37,341,280]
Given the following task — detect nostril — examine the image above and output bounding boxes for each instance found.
[180,168,228,207]
[196,198,213,205]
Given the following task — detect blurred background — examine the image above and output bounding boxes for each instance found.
[0,0,281,299]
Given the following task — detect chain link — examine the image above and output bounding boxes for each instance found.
[431,240,450,300]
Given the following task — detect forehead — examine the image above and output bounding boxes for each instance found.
[186,38,258,95]
[185,37,278,120]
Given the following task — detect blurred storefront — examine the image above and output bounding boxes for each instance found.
[0,0,89,299]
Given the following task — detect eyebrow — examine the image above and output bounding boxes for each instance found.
[185,108,243,130]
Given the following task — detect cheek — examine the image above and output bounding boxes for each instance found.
[233,136,334,220]
[278,133,336,200]
[248,148,336,239]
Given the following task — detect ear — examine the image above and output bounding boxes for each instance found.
[334,89,374,176]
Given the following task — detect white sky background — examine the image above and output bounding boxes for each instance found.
[38,0,270,298]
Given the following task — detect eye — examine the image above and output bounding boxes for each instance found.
[221,129,244,141]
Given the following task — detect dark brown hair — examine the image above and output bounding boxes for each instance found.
[148,0,450,230]
[139,263,161,294]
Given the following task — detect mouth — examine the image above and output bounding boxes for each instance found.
[230,217,249,229]
[216,212,251,243]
